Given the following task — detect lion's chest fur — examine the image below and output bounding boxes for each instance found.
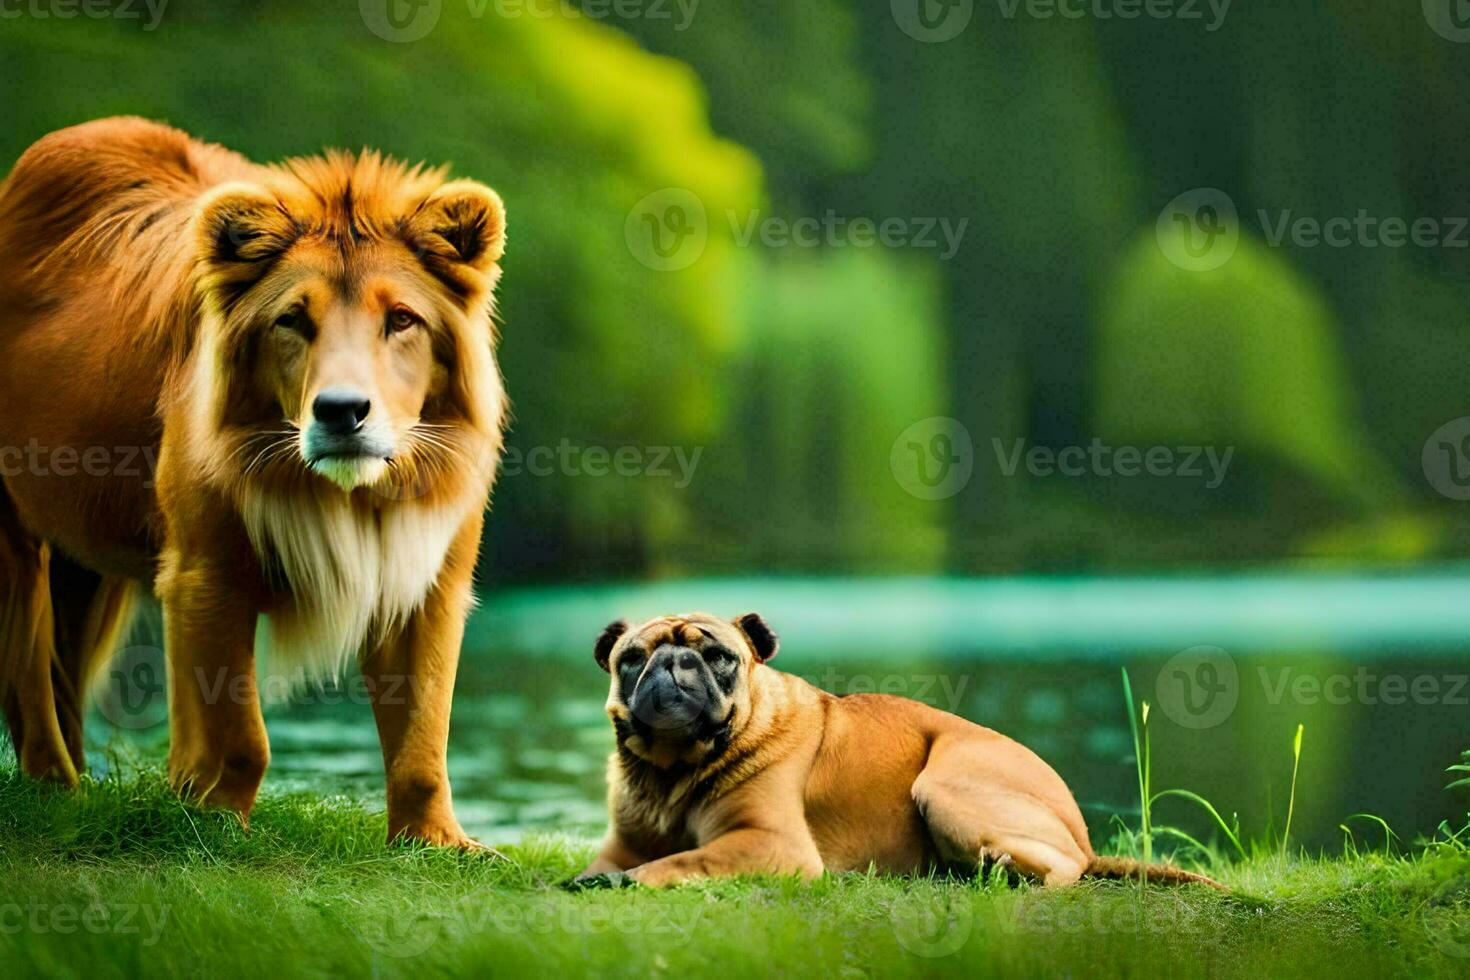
[241,487,474,679]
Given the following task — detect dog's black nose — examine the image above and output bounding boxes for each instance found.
[312,388,371,434]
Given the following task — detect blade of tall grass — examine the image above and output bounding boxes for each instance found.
[1151,788,1247,859]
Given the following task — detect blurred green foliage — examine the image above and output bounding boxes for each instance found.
[3,0,1469,578]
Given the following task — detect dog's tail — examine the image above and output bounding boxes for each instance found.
[1084,855,1227,890]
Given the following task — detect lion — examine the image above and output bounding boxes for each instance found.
[0,117,507,848]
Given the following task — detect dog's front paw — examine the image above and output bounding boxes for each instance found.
[562,871,636,891]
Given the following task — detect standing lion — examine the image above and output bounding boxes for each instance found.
[0,117,507,847]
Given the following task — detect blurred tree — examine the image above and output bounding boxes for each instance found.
[684,250,950,575]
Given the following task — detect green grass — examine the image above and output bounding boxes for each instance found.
[1,766,1468,978]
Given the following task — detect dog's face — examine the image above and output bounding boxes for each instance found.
[596,612,778,767]
[195,161,505,493]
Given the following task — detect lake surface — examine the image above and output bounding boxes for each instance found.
[76,574,1470,851]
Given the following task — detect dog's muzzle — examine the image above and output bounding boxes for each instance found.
[628,646,727,742]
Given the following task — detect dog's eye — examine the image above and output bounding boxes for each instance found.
[273,309,302,332]
[388,306,422,335]
[618,654,644,673]
[706,649,738,672]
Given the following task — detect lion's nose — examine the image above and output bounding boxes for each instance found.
[312,387,371,434]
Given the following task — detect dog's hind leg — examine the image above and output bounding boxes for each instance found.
[0,491,77,784]
[48,552,138,773]
[912,733,1093,887]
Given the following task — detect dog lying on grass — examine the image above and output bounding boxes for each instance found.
[575,612,1222,888]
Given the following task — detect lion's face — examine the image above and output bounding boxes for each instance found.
[594,613,779,768]
[247,238,455,490]
[194,160,505,494]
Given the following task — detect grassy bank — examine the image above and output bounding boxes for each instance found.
[1,767,1468,978]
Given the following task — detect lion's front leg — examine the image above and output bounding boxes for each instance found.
[363,513,482,849]
[159,556,269,821]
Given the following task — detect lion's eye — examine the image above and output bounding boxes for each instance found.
[388,306,422,335]
[273,309,301,331]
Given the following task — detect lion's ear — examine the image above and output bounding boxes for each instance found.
[406,180,506,281]
[196,183,298,268]
[594,619,630,673]
[734,613,779,663]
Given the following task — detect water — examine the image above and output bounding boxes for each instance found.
[82,575,1470,851]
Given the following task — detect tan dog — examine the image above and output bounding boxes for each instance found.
[0,118,506,847]
[580,613,1220,887]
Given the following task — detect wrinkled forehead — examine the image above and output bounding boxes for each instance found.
[623,615,748,656]
[255,238,441,309]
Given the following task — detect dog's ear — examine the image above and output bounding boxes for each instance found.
[405,180,506,285]
[734,613,779,663]
[196,182,299,268]
[594,619,630,673]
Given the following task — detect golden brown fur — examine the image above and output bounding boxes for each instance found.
[0,117,507,847]
[582,613,1222,888]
